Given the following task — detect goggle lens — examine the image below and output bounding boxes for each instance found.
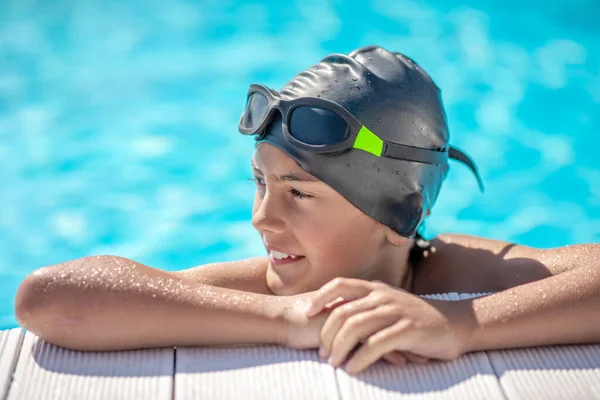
[242,92,269,130]
[288,105,350,146]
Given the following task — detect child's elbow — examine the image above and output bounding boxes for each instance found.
[14,267,87,349]
[15,267,52,327]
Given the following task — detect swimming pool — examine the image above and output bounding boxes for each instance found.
[1,0,599,330]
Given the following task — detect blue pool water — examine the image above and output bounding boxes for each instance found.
[1,0,599,330]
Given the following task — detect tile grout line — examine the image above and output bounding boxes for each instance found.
[171,347,177,400]
[333,366,344,400]
[482,351,510,400]
[2,329,26,400]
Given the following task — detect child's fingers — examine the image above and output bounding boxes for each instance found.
[306,278,372,316]
[324,296,347,309]
[382,351,407,366]
[404,352,430,364]
[382,351,428,366]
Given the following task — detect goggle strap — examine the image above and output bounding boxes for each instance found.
[384,142,447,165]
[449,146,485,193]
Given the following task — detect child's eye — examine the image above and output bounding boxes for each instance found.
[248,177,312,200]
[249,177,266,186]
[289,188,312,199]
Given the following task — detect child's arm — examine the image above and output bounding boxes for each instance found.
[461,242,600,352]
[14,255,290,351]
[425,235,600,352]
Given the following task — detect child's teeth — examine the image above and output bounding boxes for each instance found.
[272,251,290,259]
[271,250,301,260]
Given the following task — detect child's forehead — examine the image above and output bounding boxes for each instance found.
[252,145,301,171]
[252,147,323,184]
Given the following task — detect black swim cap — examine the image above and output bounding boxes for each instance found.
[253,45,483,237]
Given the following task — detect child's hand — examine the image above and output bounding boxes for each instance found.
[305,278,472,374]
[280,293,429,367]
[281,290,349,350]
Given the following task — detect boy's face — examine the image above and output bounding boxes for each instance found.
[251,143,399,295]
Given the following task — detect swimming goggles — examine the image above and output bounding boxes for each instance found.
[238,84,484,190]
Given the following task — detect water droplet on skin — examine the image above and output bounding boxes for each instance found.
[368,80,371,84]
[352,77,358,81]
[377,118,382,122]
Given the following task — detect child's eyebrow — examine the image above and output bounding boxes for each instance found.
[251,164,320,183]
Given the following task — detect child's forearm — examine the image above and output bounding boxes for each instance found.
[460,262,600,353]
[15,256,288,351]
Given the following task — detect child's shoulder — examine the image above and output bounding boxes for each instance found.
[412,233,547,295]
